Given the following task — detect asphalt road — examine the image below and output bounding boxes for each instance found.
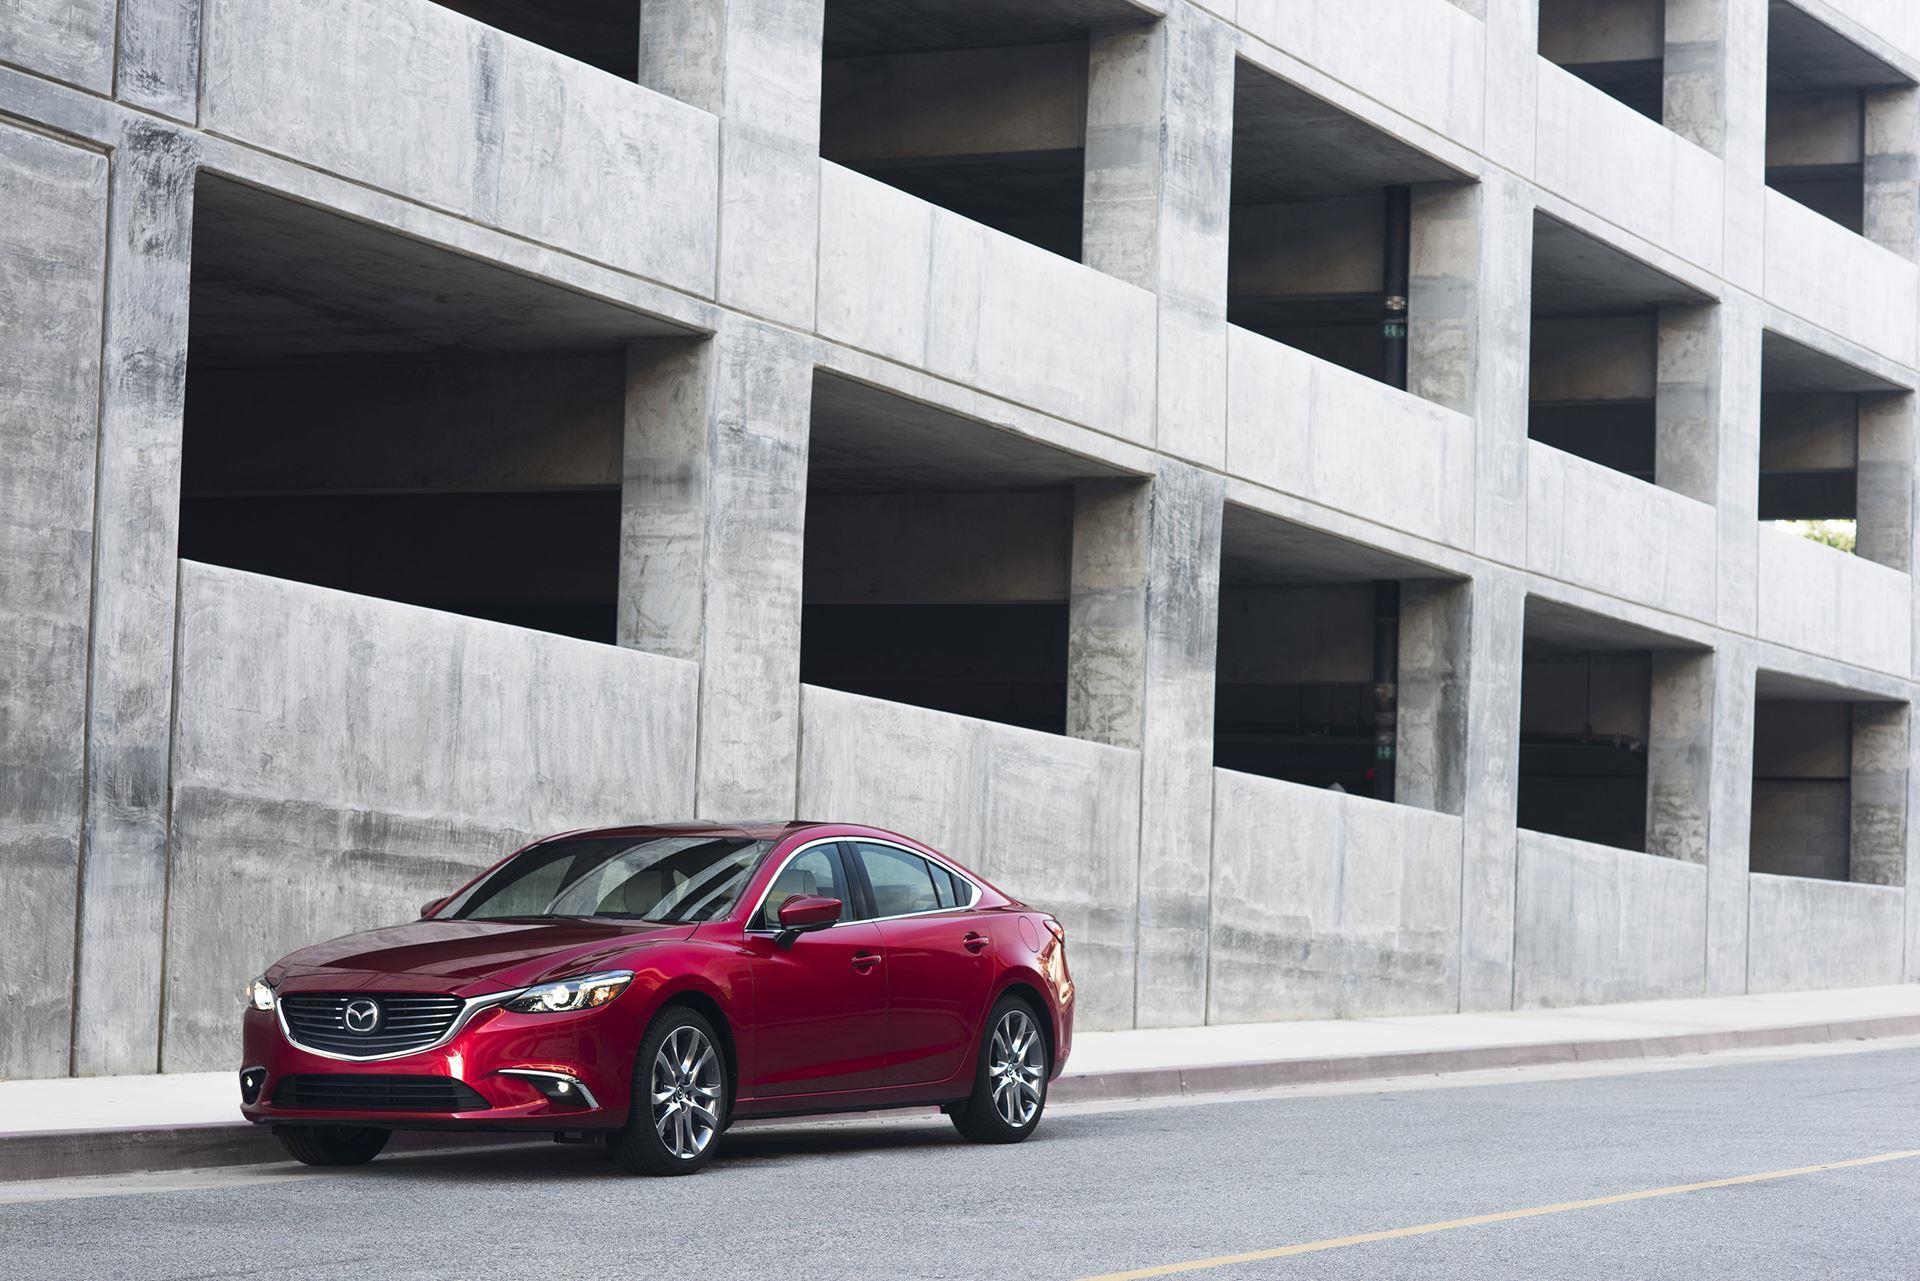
[6,1041,1920,1280]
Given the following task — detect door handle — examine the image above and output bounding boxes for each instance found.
[963,932,989,953]
[851,951,882,971]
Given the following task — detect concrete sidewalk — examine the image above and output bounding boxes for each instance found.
[5,985,1918,1181]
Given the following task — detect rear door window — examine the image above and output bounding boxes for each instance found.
[852,842,944,918]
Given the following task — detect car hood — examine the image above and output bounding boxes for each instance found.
[269,918,697,995]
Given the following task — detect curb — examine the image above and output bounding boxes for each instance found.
[1049,1013,1920,1104]
[6,1014,1917,1184]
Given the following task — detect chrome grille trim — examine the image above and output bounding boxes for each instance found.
[275,988,525,1062]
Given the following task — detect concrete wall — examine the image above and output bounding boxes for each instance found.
[1527,443,1718,619]
[795,686,1142,1031]
[0,123,109,1080]
[5,0,1920,1081]
[1226,327,1475,550]
[1747,873,1905,993]
[1208,770,1463,1022]
[163,564,699,1069]
[203,0,720,294]
[816,162,1157,444]
[1756,527,1911,676]
[1513,832,1708,1007]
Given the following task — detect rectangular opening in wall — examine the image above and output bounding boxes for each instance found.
[1529,213,1714,489]
[1751,670,1909,886]
[1517,597,1710,854]
[1759,330,1912,564]
[803,372,1138,734]
[1764,2,1913,237]
[1214,504,1469,813]
[1228,57,1472,395]
[433,1,639,79]
[820,1,1148,260]
[1536,0,1664,122]
[180,175,694,644]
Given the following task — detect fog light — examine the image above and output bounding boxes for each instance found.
[239,1068,267,1105]
[500,1069,596,1109]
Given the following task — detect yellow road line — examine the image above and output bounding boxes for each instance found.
[1076,1149,1920,1281]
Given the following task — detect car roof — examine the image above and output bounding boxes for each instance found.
[538,819,871,843]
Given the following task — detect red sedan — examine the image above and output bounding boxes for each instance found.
[238,821,1073,1175]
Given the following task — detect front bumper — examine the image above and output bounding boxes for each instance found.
[239,994,644,1131]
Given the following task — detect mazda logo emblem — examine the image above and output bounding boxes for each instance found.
[343,999,381,1035]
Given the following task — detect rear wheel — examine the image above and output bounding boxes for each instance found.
[609,1006,727,1176]
[275,1126,390,1167]
[950,996,1049,1144]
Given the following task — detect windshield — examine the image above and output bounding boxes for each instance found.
[440,836,772,923]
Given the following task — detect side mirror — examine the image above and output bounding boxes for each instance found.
[419,897,447,919]
[776,894,841,941]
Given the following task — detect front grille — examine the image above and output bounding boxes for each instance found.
[272,1074,489,1112]
[279,993,464,1058]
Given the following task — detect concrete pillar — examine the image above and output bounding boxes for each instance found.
[1415,173,1532,563]
[72,121,199,1076]
[117,0,202,121]
[0,124,109,1081]
[1857,393,1915,573]
[1664,0,1730,156]
[1480,0,1539,175]
[1864,87,1920,262]
[1458,570,1526,1010]
[1397,580,1471,816]
[1715,294,1765,635]
[1082,9,1235,466]
[1135,464,1223,1027]
[1851,703,1909,886]
[1718,0,1770,292]
[1646,652,1714,863]
[1704,644,1755,994]
[619,319,812,817]
[640,0,824,326]
[1655,305,1720,503]
[1067,480,1149,751]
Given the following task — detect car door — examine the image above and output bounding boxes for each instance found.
[742,841,890,1098]
[851,841,995,1089]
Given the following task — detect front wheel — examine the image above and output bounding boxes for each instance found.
[609,1006,727,1176]
[275,1126,390,1167]
[950,997,1049,1144]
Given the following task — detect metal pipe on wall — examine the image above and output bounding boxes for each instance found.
[1382,185,1412,391]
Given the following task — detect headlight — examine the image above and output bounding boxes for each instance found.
[244,976,276,1012]
[504,970,633,1014]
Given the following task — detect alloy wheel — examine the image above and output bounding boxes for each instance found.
[988,1007,1045,1127]
[651,1024,722,1159]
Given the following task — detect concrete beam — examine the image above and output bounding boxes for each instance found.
[640,0,824,325]
[619,321,813,817]
[1083,9,1235,465]
[72,121,199,1076]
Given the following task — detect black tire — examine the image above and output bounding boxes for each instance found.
[950,995,1049,1145]
[608,1006,728,1176]
[275,1126,390,1167]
